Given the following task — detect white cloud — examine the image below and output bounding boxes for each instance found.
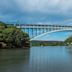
[0,0,13,10]
[0,0,72,16]
[15,0,72,14]
[0,0,72,24]
[0,0,20,15]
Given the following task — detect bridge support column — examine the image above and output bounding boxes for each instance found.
[35,28,40,35]
[41,28,43,34]
[31,28,33,38]
[42,28,44,33]
[38,28,41,35]
[32,28,35,38]
[28,28,30,35]
[36,28,37,36]
[39,28,41,34]
[46,28,49,32]
[37,28,40,36]
[44,28,47,33]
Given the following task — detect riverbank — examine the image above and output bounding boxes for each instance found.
[0,21,30,49]
[31,40,65,46]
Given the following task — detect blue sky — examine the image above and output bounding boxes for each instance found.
[0,0,72,41]
[32,31,72,41]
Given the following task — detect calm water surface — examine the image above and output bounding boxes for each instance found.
[0,46,72,72]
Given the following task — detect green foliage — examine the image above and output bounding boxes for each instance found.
[31,41,65,46]
[65,36,72,45]
[0,21,7,29]
[0,22,30,48]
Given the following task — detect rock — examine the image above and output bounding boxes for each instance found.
[0,42,7,48]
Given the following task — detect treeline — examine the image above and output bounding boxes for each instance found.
[31,41,65,46]
[31,36,72,46]
[0,21,30,49]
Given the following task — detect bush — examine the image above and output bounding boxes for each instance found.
[0,22,30,49]
[65,36,72,45]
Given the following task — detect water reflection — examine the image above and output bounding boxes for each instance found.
[0,49,30,72]
[29,46,72,72]
[1,47,72,72]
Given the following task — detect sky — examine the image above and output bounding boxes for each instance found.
[1,0,72,41]
[32,31,72,41]
[0,0,72,25]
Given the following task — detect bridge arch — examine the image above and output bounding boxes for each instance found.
[30,29,72,41]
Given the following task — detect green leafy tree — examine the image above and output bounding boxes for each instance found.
[0,22,30,48]
[65,36,72,44]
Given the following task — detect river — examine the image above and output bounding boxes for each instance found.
[0,46,72,72]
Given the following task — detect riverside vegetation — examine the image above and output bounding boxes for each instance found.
[0,21,30,49]
[0,21,72,48]
[64,36,72,46]
[31,36,72,46]
[65,36,72,44]
[31,41,65,46]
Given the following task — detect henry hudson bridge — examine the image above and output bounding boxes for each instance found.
[10,24,72,41]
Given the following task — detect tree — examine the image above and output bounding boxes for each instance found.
[0,22,30,48]
[65,36,72,45]
[0,21,7,29]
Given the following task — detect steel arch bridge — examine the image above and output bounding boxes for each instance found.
[12,24,72,40]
